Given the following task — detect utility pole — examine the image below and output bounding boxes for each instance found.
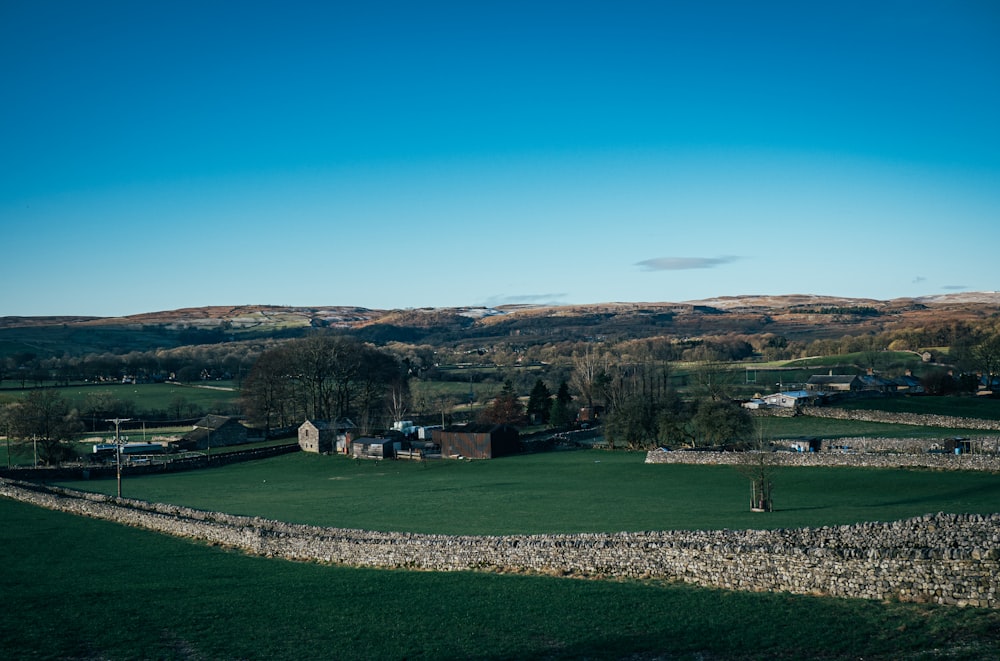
[105,418,132,498]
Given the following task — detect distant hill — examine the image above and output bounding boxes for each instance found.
[2,293,998,358]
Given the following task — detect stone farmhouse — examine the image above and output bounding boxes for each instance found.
[298,419,355,454]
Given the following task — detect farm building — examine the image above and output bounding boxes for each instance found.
[805,373,862,393]
[891,371,925,394]
[350,437,398,459]
[298,419,355,454]
[433,423,519,459]
[761,390,812,408]
[180,415,248,450]
[859,369,895,393]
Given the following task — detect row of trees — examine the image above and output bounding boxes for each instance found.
[475,378,575,428]
[0,342,275,389]
[241,335,405,434]
[469,350,755,451]
[575,352,753,450]
[2,390,84,465]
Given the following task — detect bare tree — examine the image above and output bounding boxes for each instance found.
[570,347,608,411]
[734,421,778,512]
[970,333,1000,392]
[242,344,299,432]
[242,335,402,433]
[690,361,735,401]
[388,382,410,427]
[5,390,83,465]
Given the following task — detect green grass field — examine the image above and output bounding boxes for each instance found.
[56,450,1000,535]
[6,385,1000,658]
[0,381,241,416]
[5,456,1000,659]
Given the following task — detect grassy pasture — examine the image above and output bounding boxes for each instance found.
[0,381,241,416]
[7,452,1000,659]
[56,450,1000,535]
[783,351,923,369]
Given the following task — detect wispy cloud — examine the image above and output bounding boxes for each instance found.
[942,285,968,291]
[636,256,740,272]
[483,293,568,307]
[912,276,926,284]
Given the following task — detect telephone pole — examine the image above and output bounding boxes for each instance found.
[105,418,132,498]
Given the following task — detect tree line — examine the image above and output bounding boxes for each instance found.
[241,334,405,435]
[5,319,1000,465]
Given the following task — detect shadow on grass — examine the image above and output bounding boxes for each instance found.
[872,482,1000,509]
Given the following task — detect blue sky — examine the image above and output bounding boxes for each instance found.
[2,1,998,317]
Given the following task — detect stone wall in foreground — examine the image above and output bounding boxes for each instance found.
[2,479,997,609]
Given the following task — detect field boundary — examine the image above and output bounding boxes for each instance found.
[2,478,996,609]
[644,446,1000,471]
[800,406,1000,431]
[0,443,300,481]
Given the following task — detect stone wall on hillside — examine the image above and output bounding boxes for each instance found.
[2,479,996,609]
[800,406,1000,431]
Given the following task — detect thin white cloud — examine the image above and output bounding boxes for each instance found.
[912,276,926,284]
[483,293,568,307]
[636,256,740,272]
[942,285,968,291]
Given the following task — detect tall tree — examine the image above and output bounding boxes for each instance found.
[242,344,299,432]
[242,335,402,431]
[353,347,405,434]
[570,348,608,411]
[655,389,693,447]
[970,333,1000,392]
[549,380,574,427]
[690,398,753,448]
[525,379,552,424]
[603,391,659,450]
[479,380,525,426]
[5,390,83,465]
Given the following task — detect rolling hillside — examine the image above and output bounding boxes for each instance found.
[2,293,998,358]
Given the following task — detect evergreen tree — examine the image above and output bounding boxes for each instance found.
[479,380,525,425]
[548,380,575,427]
[526,379,552,424]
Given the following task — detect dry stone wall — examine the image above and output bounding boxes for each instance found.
[644,448,1000,471]
[799,406,1000,431]
[2,478,997,608]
